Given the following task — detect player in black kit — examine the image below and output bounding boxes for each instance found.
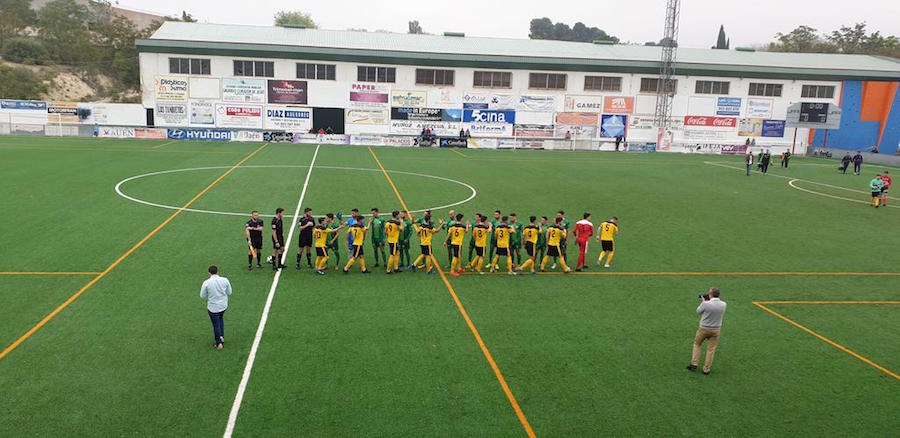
[297,207,315,269]
[271,207,286,271]
[245,210,264,270]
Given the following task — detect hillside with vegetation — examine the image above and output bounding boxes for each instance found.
[0,0,193,102]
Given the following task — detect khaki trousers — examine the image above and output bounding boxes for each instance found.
[691,327,721,372]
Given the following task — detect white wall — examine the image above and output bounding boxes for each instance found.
[138,52,841,147]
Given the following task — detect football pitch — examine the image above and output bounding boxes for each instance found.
[0,135,897,437]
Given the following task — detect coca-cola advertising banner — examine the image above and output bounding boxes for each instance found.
[684,116,737,128]
[267,80,307,104]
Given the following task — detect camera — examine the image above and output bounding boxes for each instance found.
[699,294,711,301]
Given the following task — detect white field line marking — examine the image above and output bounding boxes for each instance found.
[114,165,477,218]
[704,161,900,201]
[223,145,320,438]
[151,140,178,149]
[788,179,900,209]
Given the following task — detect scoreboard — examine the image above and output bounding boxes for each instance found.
[799,103,829,124]
[786,102,842,129]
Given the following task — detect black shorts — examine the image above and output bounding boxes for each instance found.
[450,244,461,258]
[273,235,285,248]
[601,240,615,252]
[315,247,327,257]
[352,245,364,257]
[872,191,881,198]
[881,187,889,194]
[388,242,398,255]
[525,242,535,257]
[475,246,485,257]
[496,247,509,256]
[547,245,561,257]
[420,245,431,256]
[250,238,263,250]
[298,233,313,247]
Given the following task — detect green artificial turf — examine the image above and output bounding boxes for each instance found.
[0,135,898,437]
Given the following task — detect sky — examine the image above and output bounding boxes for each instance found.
[117,0,900,48]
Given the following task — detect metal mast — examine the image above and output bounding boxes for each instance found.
[654,0,680,129]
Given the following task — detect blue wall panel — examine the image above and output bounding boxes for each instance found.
[812,81,879,150]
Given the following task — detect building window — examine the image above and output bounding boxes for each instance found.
[529,73,567,90]
[357,66,396,83]
[296,63,335,80]
[748,83,783,97]
[801,85,836,99]
[640,78,677,94]
[415,69,455,86]
[695,80,731,95]
[473,71,511,88]
[584,76,622,92]
[168,57,210,75]
[233,60,274,77]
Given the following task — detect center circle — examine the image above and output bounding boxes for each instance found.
[114,165,477,218]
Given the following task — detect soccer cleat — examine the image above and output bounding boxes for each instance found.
[343,269,349,274]
[508,271,517,276]
[248,265,252,271]
[575,268,582,272]
[394,269,401,274]
[257,263,262,268]
[449,271,460,277]
[362,270,371,274]
[702,370,711,375]
[426,269,434,275]
[386,271,393,275]
[457,268,464,275]
[316,270,325,275]
[551,263,557,269]
[489,267,495,273]
[686,364,697,372]
[604,264,611,268]
[563,268,572,274]
[531,270,536,275]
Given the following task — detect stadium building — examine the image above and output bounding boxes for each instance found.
[135,22,900,153]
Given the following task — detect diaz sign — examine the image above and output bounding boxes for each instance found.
[684,116,737,128]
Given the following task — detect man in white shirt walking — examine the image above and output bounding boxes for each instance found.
[687,287,727,375]
[200,265,232,350]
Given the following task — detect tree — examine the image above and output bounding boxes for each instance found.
[552,22,573,41]
[713,25,729,49]
[529,17,617,43]
[769,25,835,53]
[408,20,423,34]
[180,11,196,22]
[37,0,98,66]
[0,0,36,47]
[274,10,316,28]
[528,17,554,39]
[0,64,47,99]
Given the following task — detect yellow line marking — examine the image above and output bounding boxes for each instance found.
[463,271,900,277]
[753,302,900,380]
[756,300,900,305]
[151,140,178,149]
[449,148,468,158]
[0,143,268,362]
[368,146,536,438]
[0,272,101,276]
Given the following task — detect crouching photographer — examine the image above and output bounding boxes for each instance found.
[687,287,727,375]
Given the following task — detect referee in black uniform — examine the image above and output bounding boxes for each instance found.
[297,207,315,269]
[246,210,264,270]
[271,208,286,271]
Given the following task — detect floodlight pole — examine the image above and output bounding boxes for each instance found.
[654,0,681,134]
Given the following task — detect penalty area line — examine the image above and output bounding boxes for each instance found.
[223,144,320,438]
